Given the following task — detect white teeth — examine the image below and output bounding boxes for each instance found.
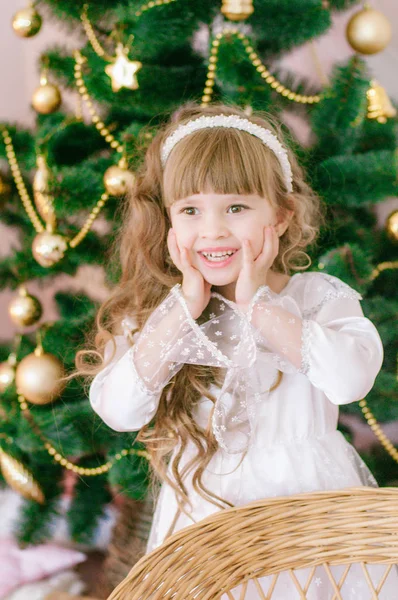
[201,250,236,262]
[202,250,235,258]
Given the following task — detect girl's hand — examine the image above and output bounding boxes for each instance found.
[235,225,279,311]
[167,229,211,319]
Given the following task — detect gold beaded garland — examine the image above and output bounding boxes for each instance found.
[17,392,149,476]
[201,29,321,107]
[1,127,110,263]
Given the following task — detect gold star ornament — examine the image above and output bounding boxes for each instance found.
[105,42,142,92]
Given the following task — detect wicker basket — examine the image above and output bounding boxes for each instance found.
[107,487,398,599]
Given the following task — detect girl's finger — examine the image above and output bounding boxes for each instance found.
[242,239,254,266]
[181,246,194,271]
[257,226,274,263]
[167,229,183,271]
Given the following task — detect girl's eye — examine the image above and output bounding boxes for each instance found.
[180,205,248,215]
[181,207,198,215]
[228,204,248,213]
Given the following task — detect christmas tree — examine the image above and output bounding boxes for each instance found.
[0,0,397,556]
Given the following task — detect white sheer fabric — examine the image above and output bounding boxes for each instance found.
[88,271,395,598]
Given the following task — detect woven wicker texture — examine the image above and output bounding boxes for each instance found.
[107,487,398,600]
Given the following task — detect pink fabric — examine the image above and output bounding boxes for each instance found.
[0,537,86,598]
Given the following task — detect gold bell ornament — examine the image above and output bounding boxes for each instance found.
[366,80,397,124]
[32,225,68,268]
[15,342,65,405]
[33,154,57,229]
[0,448,45,503]
[105,41,142,92]
[8,285,42,328]
[386,210,398,244]
[103,156,135,196]
[221,0,254,21]
[32,70,62,115]
[346,4,392,55]
[12,3,42,38]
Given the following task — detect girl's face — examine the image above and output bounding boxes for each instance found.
[168,192,290,288]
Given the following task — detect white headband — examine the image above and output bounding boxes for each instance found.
[160,114,293,193]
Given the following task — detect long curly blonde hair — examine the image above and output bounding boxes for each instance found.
[75,101,325,513]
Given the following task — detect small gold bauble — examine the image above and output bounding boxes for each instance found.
[103,165,135,196]
[15,349,65,405]
[12,6,42,38]
[386,210,398,243]
[0,362,15,393]
[221,0,254,21]
[346,6,392,55]
[8,286,42,327]
[32,83,62,114]
[32,231,68,267]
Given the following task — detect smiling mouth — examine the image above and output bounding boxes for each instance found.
[197,249,239,267]
[199,250,238,261]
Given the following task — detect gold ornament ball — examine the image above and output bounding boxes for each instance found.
[221,0,254,21]
[12,7,42,38]
[103,165,135,196]
[386,210,398,243]
[16,350,65,405]
[8,287,42,327]
[0,362,15,393]
[346,7,392,55]
[32,231,68,267]
[32,83,62,114]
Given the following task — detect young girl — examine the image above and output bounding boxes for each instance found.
[81,102,396,598]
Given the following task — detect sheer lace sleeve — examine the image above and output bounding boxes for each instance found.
[246,272,384,406]
[298,273,384,405]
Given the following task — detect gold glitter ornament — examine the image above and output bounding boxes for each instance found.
[346,5,392,55]
[16,346,65,405]
[12,4,42,38]
[103,157,135,196]
[386,210,398,243]
[32,72,62,115]
[32,229,68,267]
[105,42,142,92]
[221,0,254,21]
[8,285,42,327]
[33,155,57,229]
[0,448,45,503]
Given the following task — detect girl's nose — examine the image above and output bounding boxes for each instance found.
[200,215,229,239]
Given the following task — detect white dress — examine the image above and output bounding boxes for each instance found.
[89,271,398,599]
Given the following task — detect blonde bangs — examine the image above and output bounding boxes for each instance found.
[162,126,285,207]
